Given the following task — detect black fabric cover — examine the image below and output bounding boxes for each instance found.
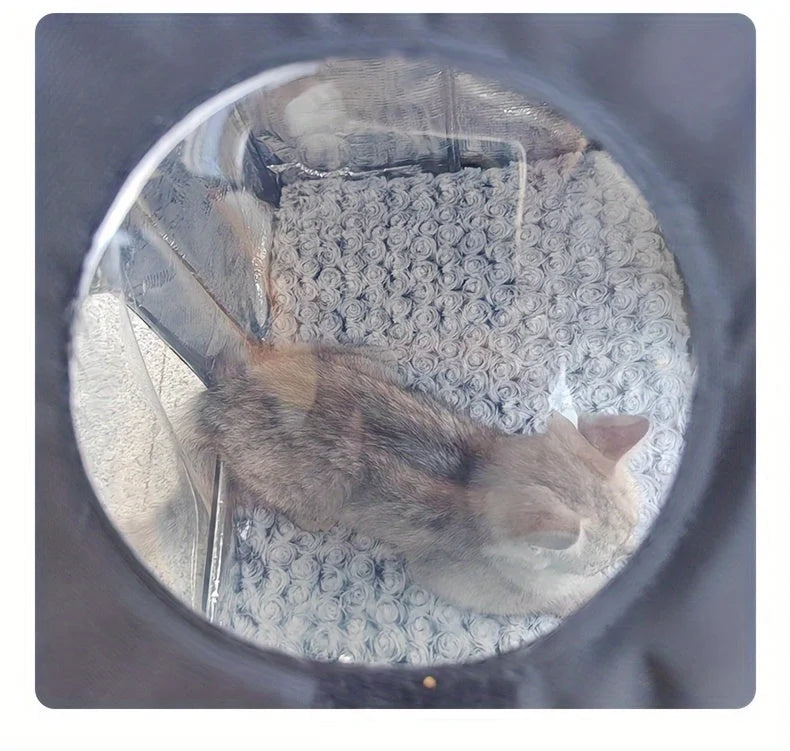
[35,13,755,708]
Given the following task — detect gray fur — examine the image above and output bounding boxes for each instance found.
[187,341,649,617]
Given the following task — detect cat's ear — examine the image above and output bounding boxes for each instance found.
[577,414,650,463]
[498,486,581,550]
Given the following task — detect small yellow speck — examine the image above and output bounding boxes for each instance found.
[422,675,437,689]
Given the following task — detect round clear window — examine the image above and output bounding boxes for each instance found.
[69,57,694,667]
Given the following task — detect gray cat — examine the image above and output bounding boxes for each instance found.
[177,341,649,618]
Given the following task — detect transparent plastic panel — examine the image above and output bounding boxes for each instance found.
[192,58,587,182]
[70,56,695,666]
[70,289,208,607]
[238,58,453,174]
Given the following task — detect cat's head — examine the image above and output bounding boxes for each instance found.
[480,412,650,578]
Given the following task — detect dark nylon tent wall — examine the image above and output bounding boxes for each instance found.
[35,14,755,708]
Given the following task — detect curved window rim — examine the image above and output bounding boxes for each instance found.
[70,47,719,677]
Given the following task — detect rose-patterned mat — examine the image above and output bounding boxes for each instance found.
[215,150,694,665]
